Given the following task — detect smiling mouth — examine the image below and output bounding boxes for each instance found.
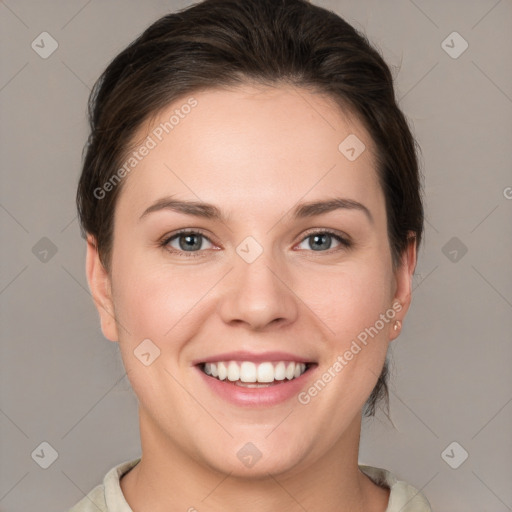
[199,360,315,387]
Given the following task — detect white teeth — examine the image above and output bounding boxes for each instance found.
[274,362,286,381]
[227,361,239,381]
[202,361,308,383]
[217,361,227,380]
[285,362,295,380]
[257,362,275,383]
[240,361,257,382]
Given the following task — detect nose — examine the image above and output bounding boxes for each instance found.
[218,249,299,331]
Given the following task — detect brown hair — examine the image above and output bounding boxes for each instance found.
[76,0,424,418]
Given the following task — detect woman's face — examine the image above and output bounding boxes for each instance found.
[87,84,415,477]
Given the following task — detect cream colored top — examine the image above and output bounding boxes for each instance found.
[69,458,432,511]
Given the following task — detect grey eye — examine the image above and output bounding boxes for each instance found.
[297,232,345,251]
[167,232,214,252]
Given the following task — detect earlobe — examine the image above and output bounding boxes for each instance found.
[85,235,119,342]
[389,232,418,341]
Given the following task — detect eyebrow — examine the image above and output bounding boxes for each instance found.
[138,196,374,224]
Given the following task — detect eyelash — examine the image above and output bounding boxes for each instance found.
[159,228,352,258]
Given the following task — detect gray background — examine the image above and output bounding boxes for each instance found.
[1,0,511,510]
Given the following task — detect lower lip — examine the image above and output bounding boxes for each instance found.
[195,365,316,407]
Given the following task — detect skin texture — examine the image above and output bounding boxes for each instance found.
[86,84,417,512]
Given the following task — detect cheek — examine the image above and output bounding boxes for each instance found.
[300,265,392,418]
[111,253,219,346]
[306,261,393,339]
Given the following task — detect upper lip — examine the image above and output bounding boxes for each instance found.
[191,351,315,366]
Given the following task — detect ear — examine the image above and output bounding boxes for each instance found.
[85,235,119,342]
[389,232,418,342]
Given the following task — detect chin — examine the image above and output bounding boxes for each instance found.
[209,453,305,480]
[195,434,311,479]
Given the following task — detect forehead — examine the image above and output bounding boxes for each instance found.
[117,84,384,223]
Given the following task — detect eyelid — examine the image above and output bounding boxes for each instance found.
[297,227,352,245]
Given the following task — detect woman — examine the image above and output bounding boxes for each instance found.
[70,0,431,510]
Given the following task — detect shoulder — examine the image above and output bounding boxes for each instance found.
[68,458,141,512]
[359,464,432,512]
[68,483,107,512]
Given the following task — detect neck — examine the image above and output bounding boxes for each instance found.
[120,406,389,512]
